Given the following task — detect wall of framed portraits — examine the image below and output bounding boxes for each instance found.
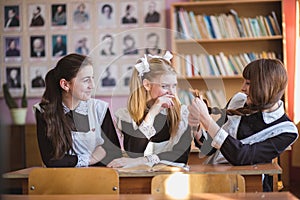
[0,0,166,97]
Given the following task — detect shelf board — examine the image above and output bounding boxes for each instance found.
[175,36,283,43]
[178,75,243,80]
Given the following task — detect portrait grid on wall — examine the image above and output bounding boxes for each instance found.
[0,0,166,97]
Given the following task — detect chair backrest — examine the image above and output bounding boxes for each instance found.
[151,173,245,195]
[28,167,119,195]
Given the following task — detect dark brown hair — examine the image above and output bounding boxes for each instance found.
[40,53,92,159]
[227,58,287,116]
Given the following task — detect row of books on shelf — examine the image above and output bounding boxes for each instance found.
[175,8,281,39]
[178,89,227,108]
[175,51,278,77]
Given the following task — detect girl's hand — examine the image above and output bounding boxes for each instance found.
[89,145,106,165]
[188,96,210,129]
[107,157,147,168]
[155,94,175,109]
[146,94,175,123]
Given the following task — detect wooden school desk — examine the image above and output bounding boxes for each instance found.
[1,192,299,200]
[2,162,282,194]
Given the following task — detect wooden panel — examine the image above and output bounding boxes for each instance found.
[24,125,43,167]
[6,125,26,172]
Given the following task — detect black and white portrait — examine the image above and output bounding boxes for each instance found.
[122,65,134,87]
[101,65,117,87]
[29,66,47,89]
[98,2,116,28]
[99,33,116,57]
[144,32,161,55]
[6,67,21,89]
[122,34,139,56]
[28,4,45,28]
[144,0,161,23]
[121,2,138,25]
[30,36,46,58]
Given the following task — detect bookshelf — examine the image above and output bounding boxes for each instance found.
[171,0,285,107]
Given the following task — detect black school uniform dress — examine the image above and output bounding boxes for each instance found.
[115,105,192,165]
[34,99,122,167]
[195,92,298,191]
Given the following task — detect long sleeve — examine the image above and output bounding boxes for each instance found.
[95,108,122,166]
[220,132,297,165]
[35,109,78,167]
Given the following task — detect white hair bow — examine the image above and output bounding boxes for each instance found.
[147,51,173,62]
[134,51,173,77]
[135,54,150,77]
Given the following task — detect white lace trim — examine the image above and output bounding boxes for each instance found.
[75,154,90,167]
[139,120,156,139]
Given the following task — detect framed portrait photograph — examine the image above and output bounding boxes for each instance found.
[3,5,21,31]
[94,62,120,95]
[120,63,134,89]
[72,2,91,29]
[144,31,163,55]
[72,33,92,56]
[143,0,163,25]
[5,66,22,90]
[98,33,118,59]
[51,4,67,27]
[4,36,21,62]
[121,32,140,57]
[30,35,46,59]
[28,65,47,95]
[98,2,116,28]
[52,34,67,58]
[28,4,46,29]
[120,2,138,27]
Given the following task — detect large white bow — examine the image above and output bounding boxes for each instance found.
[134,51,173,77]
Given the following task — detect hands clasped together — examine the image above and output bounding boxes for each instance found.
[188,95,221,140]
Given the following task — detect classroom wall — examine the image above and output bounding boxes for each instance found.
[0,0,186,125]
[0,0,296,125]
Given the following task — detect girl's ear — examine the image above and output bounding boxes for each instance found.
[59,78,70,92]
[142,79,151,91]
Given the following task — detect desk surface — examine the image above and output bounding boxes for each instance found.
[1,192,298,200]
[2,163,282,193]
[2,162,282,179]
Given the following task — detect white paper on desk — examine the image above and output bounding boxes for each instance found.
[159,160,190,171]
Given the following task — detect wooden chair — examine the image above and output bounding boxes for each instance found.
[151,173,245,195]
[28,167,119,194]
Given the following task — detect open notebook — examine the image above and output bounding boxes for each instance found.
[115,160,190,173]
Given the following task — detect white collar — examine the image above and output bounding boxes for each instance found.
[262,100,285,124]
[62,100,89,115]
